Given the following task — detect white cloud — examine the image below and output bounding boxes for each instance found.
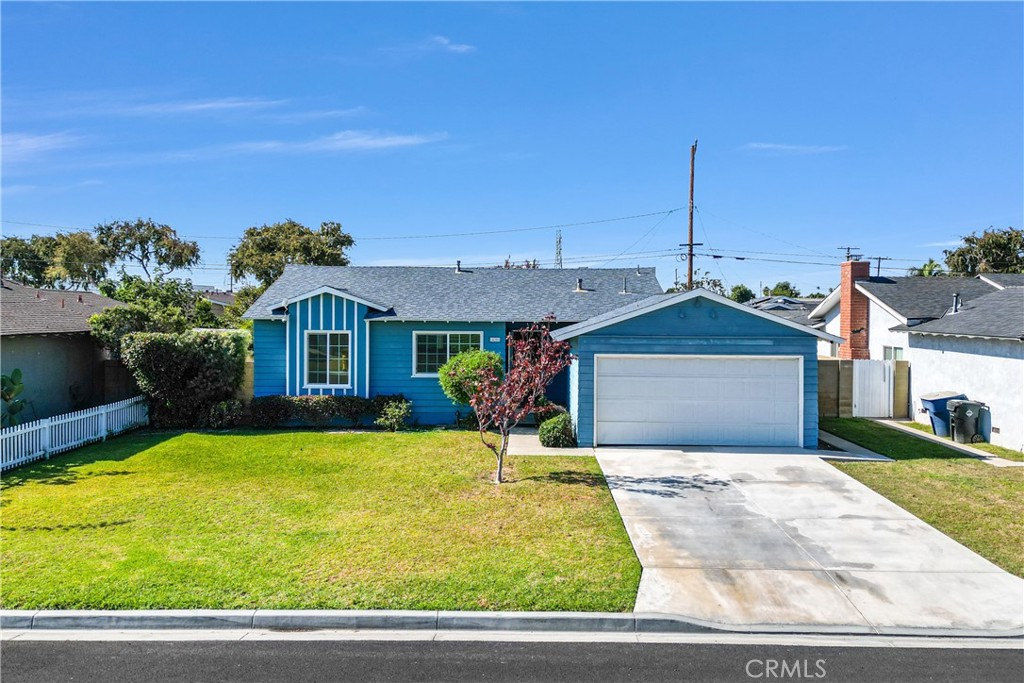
[224,130,448,154]
[742,142,847,155]
[270,106,368,123]
[918,240,961,248]
[427,35,476,54]
[120,97,286,115]
[1,131,82,163]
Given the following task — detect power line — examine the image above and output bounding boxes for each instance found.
[596,210,678,268]
[1,208,686,243]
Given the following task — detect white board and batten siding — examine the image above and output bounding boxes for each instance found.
[594,355,803,447]
[0,396,148,471]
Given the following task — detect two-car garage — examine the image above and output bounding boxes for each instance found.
[554,290,841,449]
[594,355,803,447]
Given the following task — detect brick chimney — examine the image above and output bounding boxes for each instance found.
[839,260,871,360]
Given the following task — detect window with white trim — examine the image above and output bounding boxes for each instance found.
[883,346,904,361]
[413,332,482,375]
[307,331,350,386]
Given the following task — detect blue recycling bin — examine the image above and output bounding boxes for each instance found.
[918,391,966,437]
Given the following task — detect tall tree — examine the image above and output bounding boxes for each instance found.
[767,281,801,297]
[943,227,1023,275]
[228,220,355,287]
[98,275,219,329]
[729,283,756,303]
[907,258,945,277]
[0,235,58,287]
[94,218,200,279]
[220,284,266,329]
[44,231,111,289]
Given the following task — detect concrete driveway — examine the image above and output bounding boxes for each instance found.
[597,448,1024,635]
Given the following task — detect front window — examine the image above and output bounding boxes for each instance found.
[414,332,482,375]
[307,331,350,385]
[883,346,904,361]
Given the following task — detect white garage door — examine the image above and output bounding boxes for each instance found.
[595,355,803,447]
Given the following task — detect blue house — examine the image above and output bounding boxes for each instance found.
[244,265,840,447]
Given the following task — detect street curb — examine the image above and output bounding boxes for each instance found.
[2,610,1021,639]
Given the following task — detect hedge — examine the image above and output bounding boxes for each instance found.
[121,329,248,428]
[249,394,406,429]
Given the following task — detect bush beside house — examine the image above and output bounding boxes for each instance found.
[539,413,577,448]
[248,393,408,430]
[121,329,248,427]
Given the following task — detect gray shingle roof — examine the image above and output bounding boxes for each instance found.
[892,288,1024,340]
[979,273,1024,289]
[243,265,663,322]
[857,276,997,321]
[0,279,124,336]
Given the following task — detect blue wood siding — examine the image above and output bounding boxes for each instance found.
[368,321,508,425]
[285,293,369,397]
[252,319,286,397]
[568,297,819,448]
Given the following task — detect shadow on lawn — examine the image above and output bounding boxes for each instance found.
[0,430,178,492]
[519,470,607,487]
[3,519,134,532]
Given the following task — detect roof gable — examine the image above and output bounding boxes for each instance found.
[244,265,663,322]
[551,289,843,342]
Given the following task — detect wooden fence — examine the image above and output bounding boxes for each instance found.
[1,396,148,472]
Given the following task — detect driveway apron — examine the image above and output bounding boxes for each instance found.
[596,448,1024,634]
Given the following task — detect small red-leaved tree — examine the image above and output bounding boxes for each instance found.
[465,317,574,484]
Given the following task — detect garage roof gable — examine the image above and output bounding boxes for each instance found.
[551,288,845,343]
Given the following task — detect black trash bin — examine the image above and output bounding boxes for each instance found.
[947,399,984,444]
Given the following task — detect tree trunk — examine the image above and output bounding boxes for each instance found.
[494,431,508,484]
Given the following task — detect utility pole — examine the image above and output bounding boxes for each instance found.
[687,139,698,289]
[838,246,861,261]
[870,256,892,277]
[555,229,563,269]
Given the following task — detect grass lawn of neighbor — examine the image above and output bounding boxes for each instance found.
[897,420,1024,462]
[821,418,1024,577]
[0,430,640,611]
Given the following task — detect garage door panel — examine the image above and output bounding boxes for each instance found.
[595,356,802,447]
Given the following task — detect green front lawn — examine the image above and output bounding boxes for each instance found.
[822,418,1024,577]
[0,430,640,611]
[898,420,1024,462]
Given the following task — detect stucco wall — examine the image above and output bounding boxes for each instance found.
[867,300,908,360]
[0,334,105,421]
[818,308,841,357]
[907,335,1023,451]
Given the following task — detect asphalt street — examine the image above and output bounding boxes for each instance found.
[3,640,1022,683]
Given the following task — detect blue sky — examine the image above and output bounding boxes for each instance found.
[3,2,1022,293]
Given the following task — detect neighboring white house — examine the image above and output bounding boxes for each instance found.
[807,262,1024,450]
[893,287,1024,451]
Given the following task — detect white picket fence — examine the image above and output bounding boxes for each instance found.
[0,396,149,472]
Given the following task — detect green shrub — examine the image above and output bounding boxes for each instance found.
[538,412,576,448]
[370,394,406,416]
[250,395,293,428]
[207,399,247,429]
[457,410,479,431]
[335,395,372,426]
[121,329,248,428]
[290,395,337,426]
[375,399,412,432]
[439,350,503,406]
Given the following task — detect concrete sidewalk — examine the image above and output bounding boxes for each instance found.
[596,448,1024,637]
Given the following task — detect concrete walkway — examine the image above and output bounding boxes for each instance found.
[596,448,1024,636]
[506,427,595,456]
[874,420,1024,468]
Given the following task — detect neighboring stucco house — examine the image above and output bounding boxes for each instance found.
[892,287,1024,451]
[244,265,840,448]
[808,261,1023,450]
[0,279,132,421]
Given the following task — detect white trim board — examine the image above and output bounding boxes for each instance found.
[552,289,844,344]
[280,285,387,313]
